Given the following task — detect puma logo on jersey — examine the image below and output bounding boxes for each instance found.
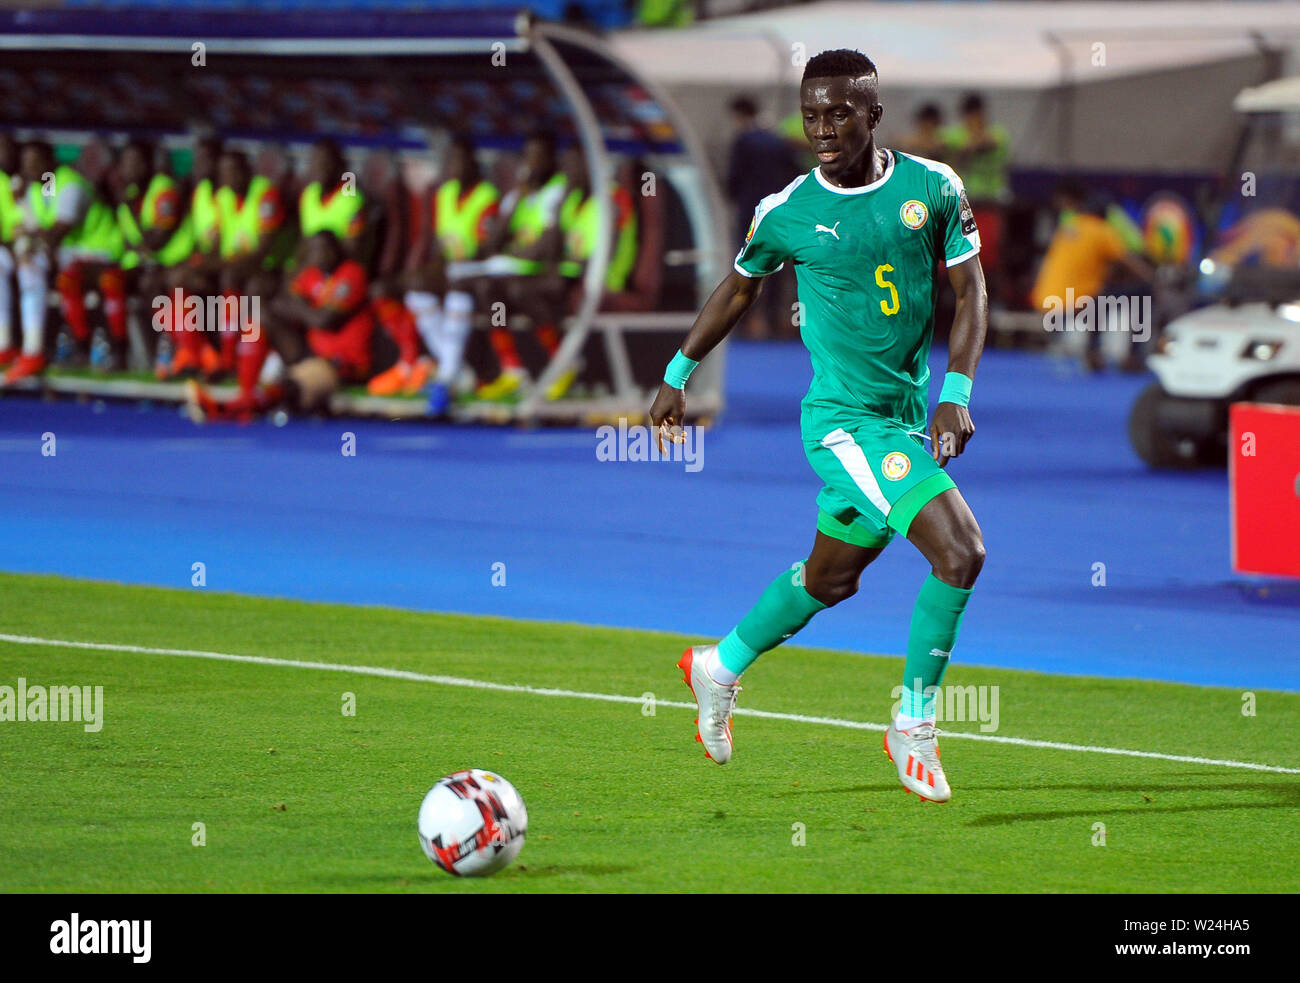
[814,221,841,240]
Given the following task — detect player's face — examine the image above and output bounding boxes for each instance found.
[194,142,219,181]
[19,145,49,185]
[560,147,586,187]
[217,154,247,192]
[445,144,471,183]
[519,139,553,186]
[308,145,339,186]
[120,147,150,189]
[800,76,882,182]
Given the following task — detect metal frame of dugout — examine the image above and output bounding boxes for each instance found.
[0,8,730,425]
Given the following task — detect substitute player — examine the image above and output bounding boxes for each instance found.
[115,139,191,369]
[5,141,124,383]
[0,133,22,371]
[650,50,988,803]
[187,230,374,422]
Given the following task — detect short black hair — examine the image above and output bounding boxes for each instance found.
[313,137,346,162]
[960,92,985,115]
[802,49,877,84]
[729,96,758,118]
[122,138,155,161]
[915,103,942,124]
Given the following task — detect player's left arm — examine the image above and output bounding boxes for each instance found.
[932,256,987,467]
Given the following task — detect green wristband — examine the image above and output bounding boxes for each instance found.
[664,350,699,389]
[938,372,972,408]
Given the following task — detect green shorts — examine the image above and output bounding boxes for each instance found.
[804,419,956,549]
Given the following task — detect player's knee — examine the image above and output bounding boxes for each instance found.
[936,536,986,589]
[804,568,859,607]
[98,269,124,295]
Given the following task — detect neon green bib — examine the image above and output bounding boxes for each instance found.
[191,178,219,253]
[559,190,639,291]
[507,173,567,249]
[117,173,194,269]
[435,180,498,261]
[299,180,365,239]
[26,165,121,257]
[0,173,18,243]
[216,176,273,260]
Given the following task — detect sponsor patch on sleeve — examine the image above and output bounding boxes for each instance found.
[958,191,977,237]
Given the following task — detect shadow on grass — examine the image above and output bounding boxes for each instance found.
[770,778,1300,826]
[503,863,637,878]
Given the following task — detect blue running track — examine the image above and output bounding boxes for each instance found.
[0,342,1294,690]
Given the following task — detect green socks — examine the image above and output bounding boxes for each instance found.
[898,573,973,722]
[714,567,973,710]
[716,565,828,676]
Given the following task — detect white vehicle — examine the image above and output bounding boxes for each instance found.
[1130,77,1300,468]
[417,769,528,877]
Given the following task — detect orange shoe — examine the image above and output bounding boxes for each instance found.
[366,360,410,396]
[199,343,223,379]
[4,353,47,384]
[166,344,200,378]
[402,357,434,395]
[184,378,221,421]
[0,348,17,369]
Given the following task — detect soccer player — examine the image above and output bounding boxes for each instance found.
[650,50,988,803]
[212,148,288,384]
[509,144,638,400]
[5,141,124,383]
[158,135,226,379]
[373,133,498,405]
[0,133,23,370]
[187,230,374,422]
[470,131,569,401]
[115,139,191,368]
[298,139,365,254]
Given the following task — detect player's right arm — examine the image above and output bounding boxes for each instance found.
[37,177,91,251]
[648,270,763,440]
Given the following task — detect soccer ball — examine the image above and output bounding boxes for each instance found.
[418,769,528,877]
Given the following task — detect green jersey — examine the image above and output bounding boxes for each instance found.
[734,150,980,436]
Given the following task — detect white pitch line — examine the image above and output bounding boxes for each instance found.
[3,632,1298,776]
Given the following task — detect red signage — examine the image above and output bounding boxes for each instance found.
[1230,402,1300,579]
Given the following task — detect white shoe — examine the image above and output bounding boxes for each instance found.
[676,645,739,764]
[883,721,951,802]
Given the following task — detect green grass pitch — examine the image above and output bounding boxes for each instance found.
[1,572,1296,893]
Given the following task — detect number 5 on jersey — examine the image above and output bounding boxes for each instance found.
[875,264,899,316]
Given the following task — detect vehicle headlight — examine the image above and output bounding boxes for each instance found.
[1241,339,1284,361]
[1278,303,1300,323]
